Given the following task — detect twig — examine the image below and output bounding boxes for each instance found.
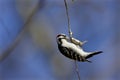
[75,60,81,80]
[0,0,45,61]
[64,0,80,80]
[64,0,72,39]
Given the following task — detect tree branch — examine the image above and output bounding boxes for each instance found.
[0,0,45,61]
[64,0,80,80]
[64,0,73,39]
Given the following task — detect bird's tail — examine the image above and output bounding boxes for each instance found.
[86,51,103,59]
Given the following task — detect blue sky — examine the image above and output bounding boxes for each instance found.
[0,0,120,80]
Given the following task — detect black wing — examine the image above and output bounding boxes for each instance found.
[58,45,81,61]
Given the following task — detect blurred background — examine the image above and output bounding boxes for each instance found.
[0,0,120,80]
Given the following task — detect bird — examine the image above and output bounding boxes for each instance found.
[56,34,102,62]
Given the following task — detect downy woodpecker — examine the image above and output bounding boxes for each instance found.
[56,34,102,62]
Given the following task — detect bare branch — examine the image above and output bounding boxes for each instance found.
[75,60,81,80]
[64,0,73,39]
[0,0,45,61]
[64,0,80,80]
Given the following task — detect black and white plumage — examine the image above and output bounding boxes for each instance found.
[56,34,102,62]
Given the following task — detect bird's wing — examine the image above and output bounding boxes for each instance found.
[61,46,82,61]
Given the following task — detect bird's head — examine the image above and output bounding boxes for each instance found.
[57,34,67,39]
[56,34,69,44]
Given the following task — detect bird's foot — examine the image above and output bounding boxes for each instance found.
[82,40,87,45]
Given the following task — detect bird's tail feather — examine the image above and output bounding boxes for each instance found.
[86,51,103,59]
